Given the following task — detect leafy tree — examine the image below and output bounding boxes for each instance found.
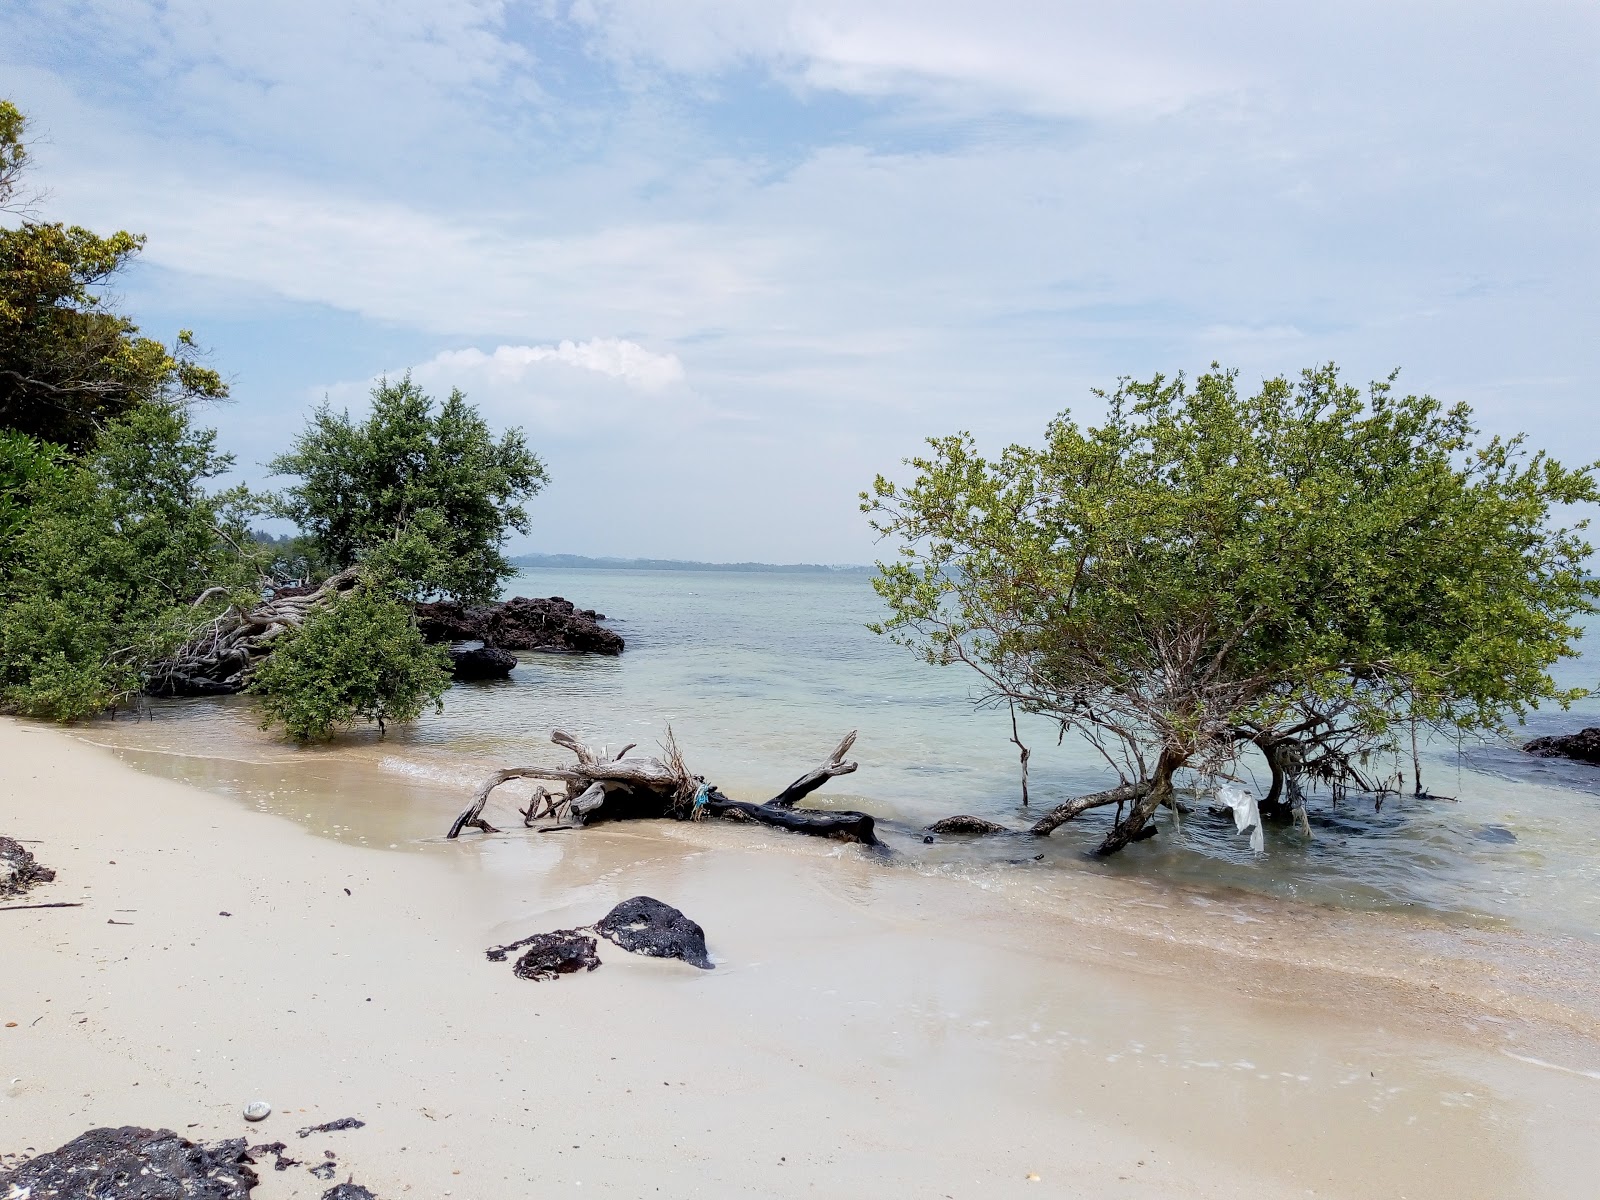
[0,429,65,574]
[267,376,547,602]
[0,99,226,452]
[248,581,452,743]
[0,404,261,720]
[864,365,1599,855]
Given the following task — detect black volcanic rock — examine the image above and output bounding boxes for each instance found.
[1522,727,1600,764]
[0,1126,257,1198]
[415,596,623,655]
[447,646,517,679]
[595,896,714,970]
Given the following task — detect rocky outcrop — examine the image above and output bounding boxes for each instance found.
[447,646,517,680]
[416,596,623,655]
[0,1126,258,1198]
[1522,727,1600,764]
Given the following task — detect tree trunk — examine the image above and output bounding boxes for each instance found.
[1026,782,1148,836]
[1095,751,1184,855]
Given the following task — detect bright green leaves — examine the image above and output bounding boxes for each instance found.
[248,584,453,744]
[865,364,1599,790]
[267,376,548,603]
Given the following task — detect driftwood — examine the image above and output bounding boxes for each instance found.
[925,781,1153,847]
[448,728,879,845]
[144,569,360,696]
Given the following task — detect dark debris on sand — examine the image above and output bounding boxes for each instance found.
[487,930,603,980]
[0,835,56,898]
[487,896,714,981]
[595,896,713,970]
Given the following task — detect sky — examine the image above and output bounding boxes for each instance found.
[3,0,1597,563]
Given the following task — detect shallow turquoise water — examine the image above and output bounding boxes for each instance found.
[113,567,1600,938]
[355,567,1597,938]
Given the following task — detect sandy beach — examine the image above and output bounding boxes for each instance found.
[4,715,1599,1198]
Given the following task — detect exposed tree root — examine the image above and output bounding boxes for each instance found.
[144,569,360,697]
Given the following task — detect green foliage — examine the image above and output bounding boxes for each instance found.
[0,99,27,208]
[0,404,261,720]
[248,582,452,743]
[0,99,226,452]
[268,376,547,602]
[865,365,1599,821]
[0,429,66,574]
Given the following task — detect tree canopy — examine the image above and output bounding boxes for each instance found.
[0,100,228,453]
[864,365,1600,854]
[0,405,260,720]
[267,376,547,603]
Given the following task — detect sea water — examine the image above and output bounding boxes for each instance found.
[85,567,1600,940]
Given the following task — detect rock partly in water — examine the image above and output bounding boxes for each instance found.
[595,896,714,970]
[925,815,1012,836]
[447,645,517,680]
[416,596,623,655]
[486,930,603,981]
[0,1126,257,1199]
[0,835,56,898]
[1521,727,1600,764]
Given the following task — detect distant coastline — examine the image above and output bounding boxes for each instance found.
[511,552,872,574]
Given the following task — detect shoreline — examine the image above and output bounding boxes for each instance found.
[4,716,1600,1197]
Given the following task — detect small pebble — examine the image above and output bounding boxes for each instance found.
[243,1100,272,1122]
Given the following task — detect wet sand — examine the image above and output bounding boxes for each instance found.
[3,716,1599,1198]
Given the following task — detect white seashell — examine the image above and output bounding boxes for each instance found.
[242,1100,271,1122]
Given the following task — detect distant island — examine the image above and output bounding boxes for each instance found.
[512,552,872,574]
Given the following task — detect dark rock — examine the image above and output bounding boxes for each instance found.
[0,1126,257,1198]
[308,1161,336,1180]
[415,597,623,655]
[296,1118,364,1139]
[1522,727,1600,764]
[322,1187,378,1200]
[0,836,56,898]
[595,896,713,970]
[925,815,1012,836]
[447,646,517,680]
[485,930,603,980]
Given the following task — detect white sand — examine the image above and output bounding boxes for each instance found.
[3,716,1598,1198]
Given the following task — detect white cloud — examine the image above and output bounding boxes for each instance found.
[569,0,1231,116]
[431,339,686,390]
[5,0,1597,560]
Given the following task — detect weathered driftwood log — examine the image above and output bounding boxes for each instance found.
[447,728,879,845]
[143,569,360,697]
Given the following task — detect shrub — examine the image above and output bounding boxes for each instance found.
[249,583,452,743]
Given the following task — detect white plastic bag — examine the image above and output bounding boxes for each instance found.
[1216,784,1265,854]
